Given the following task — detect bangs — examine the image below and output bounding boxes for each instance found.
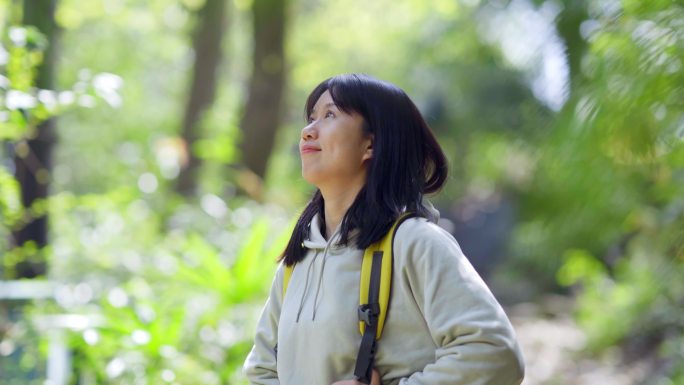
[303,75,367,121]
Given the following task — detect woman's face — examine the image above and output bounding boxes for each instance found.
[299,90,373,189]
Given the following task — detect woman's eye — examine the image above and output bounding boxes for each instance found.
[325,111,334,118]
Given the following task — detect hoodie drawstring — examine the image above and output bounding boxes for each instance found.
[295,250,319,322]
[296,227,341,322]
[311,227,342,320]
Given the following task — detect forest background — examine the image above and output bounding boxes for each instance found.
[1,0,683,384]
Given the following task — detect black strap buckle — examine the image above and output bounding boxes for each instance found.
[358,303,380,326]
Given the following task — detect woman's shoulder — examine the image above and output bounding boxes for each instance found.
[393,216,464,260]
[396,215,452,239]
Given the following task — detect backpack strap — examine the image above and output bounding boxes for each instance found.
[354,213,415,383]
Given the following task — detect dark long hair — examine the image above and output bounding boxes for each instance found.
[281,74,448,266]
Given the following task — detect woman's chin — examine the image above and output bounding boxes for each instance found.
[301,170,322,186]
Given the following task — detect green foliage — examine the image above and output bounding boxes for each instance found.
[2,0,683,382]
[2,192,290,384]
[1,25,49,139]
[0,309,45,385]
[556,249,607,287]
[510,1,684,379]
[194,135,238,163]
[0,25,121,141]
[0,165,22,225]
[0,6,254,381]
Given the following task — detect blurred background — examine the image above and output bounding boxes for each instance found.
[1,0,683,384]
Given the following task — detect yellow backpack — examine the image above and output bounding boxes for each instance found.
[281,213,415,384]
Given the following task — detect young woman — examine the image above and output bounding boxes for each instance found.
[243,74,524,385]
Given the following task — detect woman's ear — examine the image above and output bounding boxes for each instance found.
[362,135,374,162]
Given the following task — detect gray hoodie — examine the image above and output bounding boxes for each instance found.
[244,204,524,385]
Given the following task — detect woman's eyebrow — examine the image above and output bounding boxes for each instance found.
[311,102,337,113]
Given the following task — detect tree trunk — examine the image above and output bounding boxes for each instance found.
[175,0,228,196]
[239,0,287,181]
[10,0,59,279]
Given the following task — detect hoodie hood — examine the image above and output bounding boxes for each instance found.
[302,213,336,250]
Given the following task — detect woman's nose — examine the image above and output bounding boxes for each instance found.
[301,123,317,140]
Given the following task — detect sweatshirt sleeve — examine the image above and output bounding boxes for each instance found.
[243,264,284,385]
[396,221,525,385]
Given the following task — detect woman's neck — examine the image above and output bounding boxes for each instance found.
[319,180,365,240]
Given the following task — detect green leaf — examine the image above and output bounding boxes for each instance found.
[556,249,607,287]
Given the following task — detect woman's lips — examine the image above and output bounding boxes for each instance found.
[300,145,321,154]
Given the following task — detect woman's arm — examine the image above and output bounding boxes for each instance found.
[243,264,284,385]
[396,222,525,385]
